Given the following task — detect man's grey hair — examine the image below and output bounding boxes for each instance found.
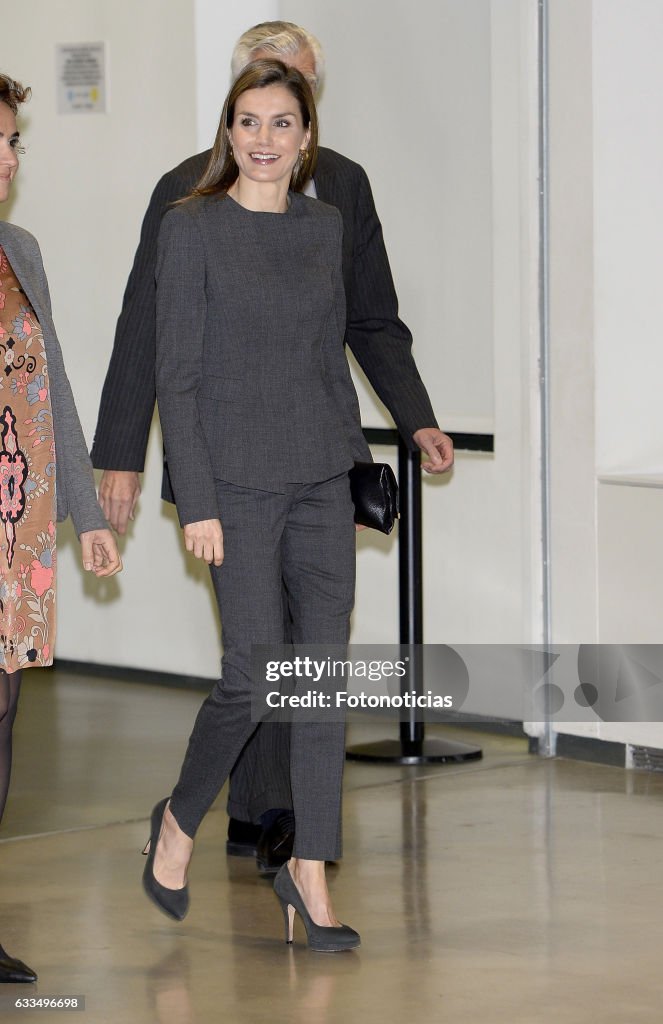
[231,21,325,94]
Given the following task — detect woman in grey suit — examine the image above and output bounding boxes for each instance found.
[143,60,368,950]
[0,74,122,984]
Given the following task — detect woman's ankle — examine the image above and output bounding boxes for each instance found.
[290,857,326,882]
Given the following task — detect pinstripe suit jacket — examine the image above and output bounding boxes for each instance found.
[91,147,439,483]
[0,221,108,537]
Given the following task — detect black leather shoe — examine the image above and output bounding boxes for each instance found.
[226,817,262,858]
[0,944,37,983]
[256,811,295,877]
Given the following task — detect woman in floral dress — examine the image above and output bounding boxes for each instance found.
[0,244,58,668]
[0,73,122,984]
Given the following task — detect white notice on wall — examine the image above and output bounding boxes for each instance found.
[56,43,107,114]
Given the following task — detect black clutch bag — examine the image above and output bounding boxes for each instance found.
[348,462,399,534]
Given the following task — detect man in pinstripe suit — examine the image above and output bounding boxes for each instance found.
[91,21,454,872]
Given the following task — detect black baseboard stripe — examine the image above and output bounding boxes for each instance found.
[530,732,626,767]
[53,662,641,772]
[53,658,213,693]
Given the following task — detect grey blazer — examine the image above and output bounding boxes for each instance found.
[155,192,371,527]
[0,221,108,537]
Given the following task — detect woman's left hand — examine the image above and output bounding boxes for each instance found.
[79,529,123,577]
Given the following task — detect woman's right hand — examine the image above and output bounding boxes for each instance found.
[183,519,224,566]
[80,529,123,577]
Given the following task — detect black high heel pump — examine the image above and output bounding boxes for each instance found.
[142,797,189,921]
[273,863,360,952]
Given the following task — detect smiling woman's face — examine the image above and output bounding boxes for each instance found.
[228,83,310,190]
[0,102,20,204]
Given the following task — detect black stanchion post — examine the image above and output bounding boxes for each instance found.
[398,440,424,756]
[346,433,483,764]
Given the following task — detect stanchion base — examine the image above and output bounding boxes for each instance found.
[345,737,483,764]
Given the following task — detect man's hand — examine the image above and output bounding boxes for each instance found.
[98,470,141,534]
[80,529,123,577]
[183,519,224,566]
[412,428,455,475]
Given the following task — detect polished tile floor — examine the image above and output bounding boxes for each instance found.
[2,668,663,1022]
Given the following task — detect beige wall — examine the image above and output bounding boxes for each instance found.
[534,0,663,751]
[4,0,662,749]
[282,0,542,654]
[5,0,207,672]
[593,0,663,476]
[4,1,542,693]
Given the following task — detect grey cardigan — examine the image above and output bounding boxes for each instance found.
[0,220,108,537]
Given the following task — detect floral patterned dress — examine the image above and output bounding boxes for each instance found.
[0,246,56,672]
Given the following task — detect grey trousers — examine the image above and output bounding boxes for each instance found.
[169,473,355,862]
[226,578,294,823]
